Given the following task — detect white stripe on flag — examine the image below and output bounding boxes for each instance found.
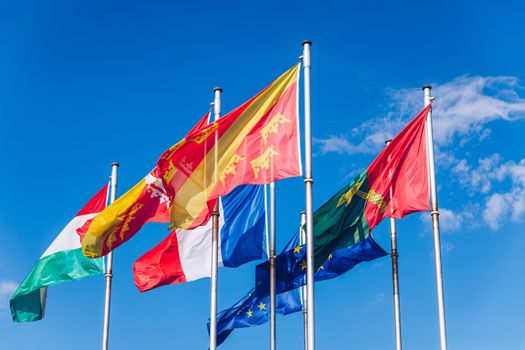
[176,201,224,281]
[41,213,97,258]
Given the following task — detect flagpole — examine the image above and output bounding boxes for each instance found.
[299,211,308,350]
[386,139,403,350]
[209,86,222,350]
[264,185,270,256]
[102,162,118,350]
[302,39,316,350]
[269,182,277,350]
[422,85,448,350]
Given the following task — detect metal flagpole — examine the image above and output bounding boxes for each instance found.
[386,140,403,350]
[209,86,222,350]
[422,85,448,350]
[102,162,118,350]
[264,185,270,256]
[302,40,315,350]
[270,182,276,350]
[299,211,308,350]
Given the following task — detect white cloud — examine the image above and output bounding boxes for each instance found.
[452,154,503,194]
[370,293,387,305]
[316,75,525,155]
[483,193,508,230]
[442,241,456,253]
[420,208,465,232]
[438,209,464,232]
[388,76,525,145]
[483,185,525,230]
[314,114,406,156]
[453,155,525,230]
[0,281,18,309]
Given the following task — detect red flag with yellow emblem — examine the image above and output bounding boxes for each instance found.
[80,112,211,258]
[82,64,301,258]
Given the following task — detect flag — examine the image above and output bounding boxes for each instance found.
[255,235,387,297]
[82,64,302,258]
[81,112,211,258]
[213,288,303,347]
[10,184,108,322]
[213,231,387,345]
[133,184,266,292]
[312,105,431,267]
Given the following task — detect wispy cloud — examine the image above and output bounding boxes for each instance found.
[453,154,525,230]
[388,76,525,146]
[0,281,18,309]
[314,116,405,156]
[369,293,387,306]
[420,208,465,233]
[442,240,456,253]
[316,75,525,155]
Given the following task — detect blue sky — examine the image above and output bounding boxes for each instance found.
[1,0,525,349]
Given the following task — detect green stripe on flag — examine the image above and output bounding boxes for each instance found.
[312,170,371,267]
[10,248,103,322]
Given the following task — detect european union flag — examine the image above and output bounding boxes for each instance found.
[210,287,302,346]
[255,234,387,297]
[211,231,387,346]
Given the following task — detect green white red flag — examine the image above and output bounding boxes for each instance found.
[10,184,108,322]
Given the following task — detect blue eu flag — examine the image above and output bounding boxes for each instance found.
[211,230,387,346]
[211,287,303,346]
[255,234,388,297]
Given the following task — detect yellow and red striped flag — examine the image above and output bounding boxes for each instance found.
[82,64,301,258]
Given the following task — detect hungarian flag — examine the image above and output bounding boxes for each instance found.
[313,105,431,267]
[83,64,301,258]
[133,184,266,292]
[80,112,211,258]
[10,184,108,322]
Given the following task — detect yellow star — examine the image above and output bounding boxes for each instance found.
[317,265,324,271]
[300,259,307,270]
[246,310,253,317]
[258,302,266,311]
[328,253,333,260]
[293,246,303,254]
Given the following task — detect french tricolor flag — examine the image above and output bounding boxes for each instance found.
[133,185,266,292]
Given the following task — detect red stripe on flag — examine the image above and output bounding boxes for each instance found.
[133,231,186,292]
[75,184,109,217]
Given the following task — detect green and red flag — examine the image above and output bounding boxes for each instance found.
[313,105,431,266]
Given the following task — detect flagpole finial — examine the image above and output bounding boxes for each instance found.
[302,40,312,46]
[422,84,432,91]
[214,87,223,92]
[111,162,119,167]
